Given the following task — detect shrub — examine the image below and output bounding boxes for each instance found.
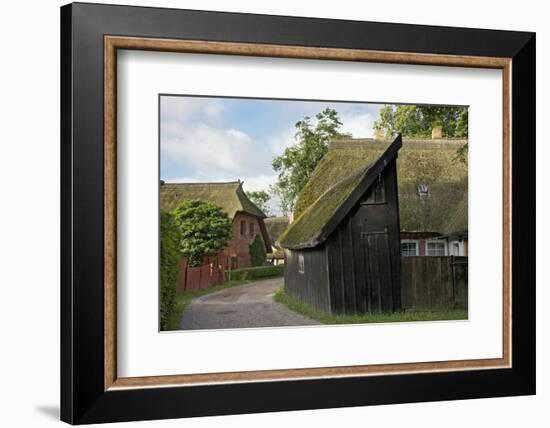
[249,234,267,267]
[172,199,232,267]
[226,265,284,282]
[267,249,284,259]
[160,211,180,330]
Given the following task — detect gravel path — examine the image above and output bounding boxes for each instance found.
[179,277,320,330]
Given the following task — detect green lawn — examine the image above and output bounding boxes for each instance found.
[273,288,468,325]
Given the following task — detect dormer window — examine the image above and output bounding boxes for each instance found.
[417,184,429,196]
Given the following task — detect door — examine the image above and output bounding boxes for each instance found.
[361,227,394,312]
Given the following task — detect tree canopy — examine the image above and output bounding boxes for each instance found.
[373,105,468,139]
[271,108,351,215]
[172,199,232,267]
[245,190,271,216]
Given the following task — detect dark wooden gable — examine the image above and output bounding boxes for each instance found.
[283,135,403,315]
[326,157,401,314]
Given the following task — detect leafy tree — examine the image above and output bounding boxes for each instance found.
[249,234,267,267]
[373,105,468,164]
[160,211,180,330]
[246,190,271,216]
[373,105,468,139]
[172,199,232,267]
[271,108,351,214]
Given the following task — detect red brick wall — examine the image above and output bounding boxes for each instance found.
[221,212,265,269]
[176,213,267,291]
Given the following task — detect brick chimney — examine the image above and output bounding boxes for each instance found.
[431,126,443,139]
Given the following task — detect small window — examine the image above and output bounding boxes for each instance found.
[417,184,429,196]
[240,220,246,235]
[298,254,305,274]
[249,222,255,236]
[401,241,418,256]
[426,241,446,256]
[363,175,386,205]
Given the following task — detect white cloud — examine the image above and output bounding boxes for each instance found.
[160,96,223,123]
[159,97,379,218]
[162,123,271,178]
[341,112,375,138]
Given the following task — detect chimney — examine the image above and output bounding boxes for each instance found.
[431,126,443,139]
[374,129,385,140]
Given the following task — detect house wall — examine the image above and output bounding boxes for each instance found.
[176,212,268,291]
[284,246,330,313]
[326,160,401,314]
[222,212,266,269]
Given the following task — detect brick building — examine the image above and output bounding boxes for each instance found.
[160,181,271,291]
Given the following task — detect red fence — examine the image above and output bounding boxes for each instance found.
[177,256,227,291]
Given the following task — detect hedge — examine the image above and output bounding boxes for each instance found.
[160,211,180,330]
[226,265,284,282]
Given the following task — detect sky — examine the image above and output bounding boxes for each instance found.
[160,95,384,215]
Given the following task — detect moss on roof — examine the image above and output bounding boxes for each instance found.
[293,138,468,235]
[160,181,266,219]
[264,217,290,249]
[441,191,468,236]
[279,167,368,249]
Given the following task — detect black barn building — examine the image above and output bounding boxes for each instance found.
[279,135,403,315]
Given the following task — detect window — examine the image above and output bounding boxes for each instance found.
[417,184,429,196]
[451,242,460,256]
[249,222,255,236]
[298,254,305,273]
[426,241,446,256]
[401,241,418,256]
[240,220,246,235]
[362,175,386,205]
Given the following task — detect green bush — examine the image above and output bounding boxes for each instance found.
[172,199,232,267]
[160,211,180,330]
[267,250,284,259]
[226,264,284,282]
[249,234,267,267]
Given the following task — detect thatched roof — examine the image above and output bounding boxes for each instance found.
[291,137,468,239]
[441,191,468,237]
[279,136,402,249]
[264,217,289,249]
[160,181,266,219]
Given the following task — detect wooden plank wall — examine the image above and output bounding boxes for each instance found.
[401,256,468,310]
[284,247,331,313]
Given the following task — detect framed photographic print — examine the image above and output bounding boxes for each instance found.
[60,2,535,424]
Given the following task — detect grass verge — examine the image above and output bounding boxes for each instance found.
[164,276,282,331]
[273,288,468,324]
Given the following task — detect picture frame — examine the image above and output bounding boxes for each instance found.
[60,2,535,424]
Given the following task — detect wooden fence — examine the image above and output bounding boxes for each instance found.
[401,256,468,310]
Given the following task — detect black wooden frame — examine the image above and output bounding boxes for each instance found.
[61,2,536,424]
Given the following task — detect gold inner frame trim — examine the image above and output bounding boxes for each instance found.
[104,35,512,391]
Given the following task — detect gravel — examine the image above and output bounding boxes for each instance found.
[179,277,320,330]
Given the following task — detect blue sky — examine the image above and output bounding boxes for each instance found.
[160,95,384,215]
